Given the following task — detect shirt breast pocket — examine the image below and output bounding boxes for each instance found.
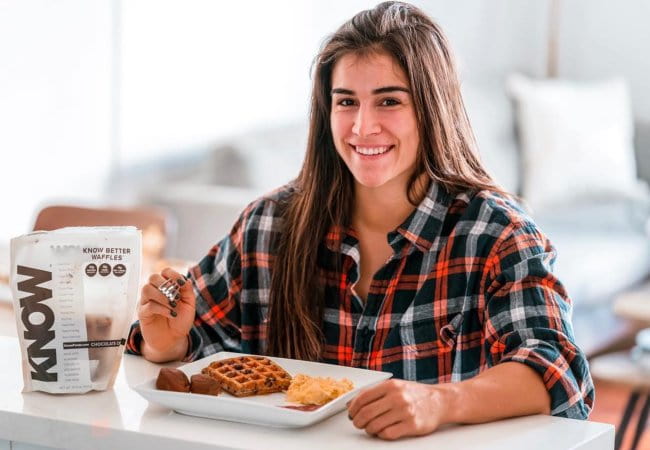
[398,310,464,356]
[439,313,464,348]
[391,310,463,383]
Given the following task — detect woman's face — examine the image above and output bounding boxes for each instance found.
[330,51,419,191]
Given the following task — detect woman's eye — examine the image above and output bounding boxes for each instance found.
[381,98,400,106]
[338,98,355,107]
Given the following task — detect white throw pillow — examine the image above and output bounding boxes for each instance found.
[506,74,640,212]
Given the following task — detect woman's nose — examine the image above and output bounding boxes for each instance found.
[352,105,381,137]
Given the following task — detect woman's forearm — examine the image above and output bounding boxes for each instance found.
[443,361,551,425]
[347,361,551,439]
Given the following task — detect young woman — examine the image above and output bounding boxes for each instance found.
[127,1,594,440]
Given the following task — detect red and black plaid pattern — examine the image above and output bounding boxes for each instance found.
[127,183,594,419]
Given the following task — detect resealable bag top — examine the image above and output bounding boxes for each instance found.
[10,226,141,393]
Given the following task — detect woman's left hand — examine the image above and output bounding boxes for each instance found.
[347,379,452,440]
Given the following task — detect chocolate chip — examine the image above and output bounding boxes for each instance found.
[170,310,177,317]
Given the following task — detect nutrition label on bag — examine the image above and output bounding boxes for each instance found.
[56,261,91,389]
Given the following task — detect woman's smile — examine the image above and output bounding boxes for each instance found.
[349,143,395,157]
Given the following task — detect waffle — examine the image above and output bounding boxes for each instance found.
[201,356,292,397]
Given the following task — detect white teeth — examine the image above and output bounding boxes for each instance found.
[354,146,390,156]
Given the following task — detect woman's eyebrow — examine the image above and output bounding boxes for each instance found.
[373,86,410,95]
[331,86,411,95]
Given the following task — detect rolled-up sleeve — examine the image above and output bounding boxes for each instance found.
[482,220,595,419]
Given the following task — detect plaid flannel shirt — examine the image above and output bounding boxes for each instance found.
[127,182,594,419]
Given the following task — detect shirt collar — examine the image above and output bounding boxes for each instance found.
[390,181,455,253]
[325,181,463,254]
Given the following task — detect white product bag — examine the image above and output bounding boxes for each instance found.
[10,226,141,393]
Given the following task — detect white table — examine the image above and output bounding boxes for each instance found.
[0,336,614,450]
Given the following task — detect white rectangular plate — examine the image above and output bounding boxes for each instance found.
[133,352,392,428]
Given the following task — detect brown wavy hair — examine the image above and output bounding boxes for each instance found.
[267,1,505,360]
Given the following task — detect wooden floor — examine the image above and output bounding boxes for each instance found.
[590,380,649,449]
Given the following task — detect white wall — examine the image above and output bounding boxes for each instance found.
[118,0,325,165]
[0,0,114,239]
[412,0,549,83]
[558,0,650,120]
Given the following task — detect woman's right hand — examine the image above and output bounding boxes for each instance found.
[137,267,196,361]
